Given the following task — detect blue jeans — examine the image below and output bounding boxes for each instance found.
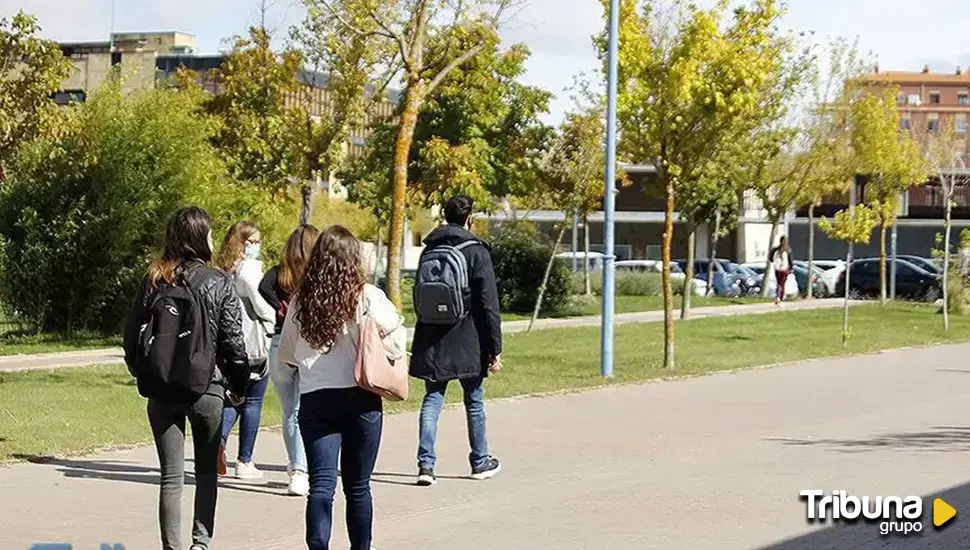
[268,334,307,472]
[300,387,382,550]
[221,372,269,463]
[417,377,489,470]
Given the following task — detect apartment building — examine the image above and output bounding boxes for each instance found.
[788,66,970,260]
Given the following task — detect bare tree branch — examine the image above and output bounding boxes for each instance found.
[313,0,382,38]
[362,3,412,66]
[424,42,484,96]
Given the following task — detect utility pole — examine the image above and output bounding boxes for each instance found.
[600,0,620,378]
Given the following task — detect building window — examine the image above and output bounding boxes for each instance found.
[958,114,968,134]
[908,94,921,105]
[901,115,912,130]
[111,52,122,66]
[897,93,906,105]
[928,114,940,132]
[960,93,970,106]
[51,90,86,105]
[930,92,941,104]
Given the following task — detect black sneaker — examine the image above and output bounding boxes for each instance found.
[417,466,437,486]
[470,456,502,480]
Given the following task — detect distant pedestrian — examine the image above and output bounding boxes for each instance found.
[278,225,406,550]
[123,206,252,550]
[410,195,503,487]
[215,221,276,479]
[770,236,793,306]
[258,224,320,497]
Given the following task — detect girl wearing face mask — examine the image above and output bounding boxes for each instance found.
[215,221,276,479]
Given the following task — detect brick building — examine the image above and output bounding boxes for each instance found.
[789,66,970,260]
[52,31,398,198]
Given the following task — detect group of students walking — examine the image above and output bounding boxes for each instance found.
[123,196,503,550]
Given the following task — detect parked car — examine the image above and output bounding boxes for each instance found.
[896,255,941,274]
[834,258,942,301]
[741,262,800,299]
[802,260,846,296]
[793,261,836,297]
[614,260,709,296]
[556,251,605,273]
[675,259,753,297]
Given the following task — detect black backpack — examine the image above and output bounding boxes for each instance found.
[132,272,214,403]
[413,240,479,325]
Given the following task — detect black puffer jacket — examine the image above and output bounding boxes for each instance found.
[409,225,503,382]
[124,260,251,399]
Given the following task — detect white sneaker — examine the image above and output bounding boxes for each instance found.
[234,461,263,480]
[288,469,310,496]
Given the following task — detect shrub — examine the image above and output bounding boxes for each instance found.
[0,82,291,333]
[490,222,571,314]
[575,269,685,297]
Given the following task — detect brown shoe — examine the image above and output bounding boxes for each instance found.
[217,445,228,477]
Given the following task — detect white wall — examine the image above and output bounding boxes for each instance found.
[737,222,776,264]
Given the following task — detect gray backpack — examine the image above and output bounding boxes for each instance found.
[413,241,479,325]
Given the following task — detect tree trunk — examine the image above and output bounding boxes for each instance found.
[944,193,953,331]
[386,82,425,308]
[761,219,779,298]
[807,204,815,299]
[706,210,720,296]
[843,183,858,346]
[583,213,591,296]
[661,169,675,370]
[529,224,569,332]
[843,241,853,346]
[680,224,695,319]
[571,208,579,272]
[373,217,383,285]
[299,179,316,226]
[879,221,888,304]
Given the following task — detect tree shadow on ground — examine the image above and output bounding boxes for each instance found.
[762,478,970,549]
[9,455,287,496]
[765,426,970,454]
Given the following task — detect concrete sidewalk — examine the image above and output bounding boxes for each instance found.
[0,298,849,372]
[5,342,970,549]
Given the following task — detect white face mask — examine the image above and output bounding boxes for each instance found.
[244,243,261,260]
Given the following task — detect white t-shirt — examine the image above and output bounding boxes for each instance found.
[277,284,406,394]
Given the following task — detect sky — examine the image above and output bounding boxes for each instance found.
[6,0,970,124]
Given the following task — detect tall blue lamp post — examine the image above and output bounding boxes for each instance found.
[601,0,620,378]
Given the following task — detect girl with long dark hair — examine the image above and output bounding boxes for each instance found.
[124,206,250,550]
[278,225,406,550]
[258,224,321,496]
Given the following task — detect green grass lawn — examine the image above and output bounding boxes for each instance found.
[400,293,766,325]
[0,333,123,357]
[0,295,757,356]
[1,302,967,463]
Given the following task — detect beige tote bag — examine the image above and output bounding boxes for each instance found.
[354,313,409,401]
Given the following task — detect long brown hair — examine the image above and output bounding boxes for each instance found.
[295,225,365,351]
[147,206,213,288]
[279,224,320,295]
[215,221,258,273]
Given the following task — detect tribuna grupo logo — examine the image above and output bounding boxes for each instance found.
[799,490,924,536]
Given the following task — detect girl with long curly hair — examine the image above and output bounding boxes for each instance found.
[278,225,405,550]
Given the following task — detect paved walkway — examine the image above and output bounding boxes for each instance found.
[6,342,970,549]
[0,298,848,372]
